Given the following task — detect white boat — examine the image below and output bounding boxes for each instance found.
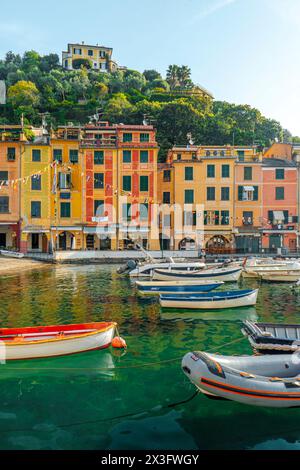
[243,259,300,278]
[159,289,258,310]
[0,322,117,360]
[153,266,242,282]
[135,280,224,295]
[259,272,300,282]
[0,250,24,259]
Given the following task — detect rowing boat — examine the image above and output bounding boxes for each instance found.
[159,289,258,309]
[242,320,300,353]
[0,322,117,360]
[182,351,300,407]
[135,280,224,295]
[152,266,242,282]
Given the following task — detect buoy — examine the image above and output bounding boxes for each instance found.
[112,336,127,349]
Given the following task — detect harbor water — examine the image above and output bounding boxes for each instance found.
[0,264,300,450]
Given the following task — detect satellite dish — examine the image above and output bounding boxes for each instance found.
[0,81,6,105]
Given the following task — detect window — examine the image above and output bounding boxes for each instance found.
[94,200,104,216]
[207,165,215,178]
[123,175,131,192]
[222,164,230,178]
[163,214,171,227]
[140,203,148,221]
[94,151,104,165]
[31,175,41,191]
[184,211,197,226]
[244,167,252,181]
[60,192,70,200]
[163,192,170,204]
[88,49,93,56]
[177,154,182,161]
[207,187,215,201]
[0,171,8,186]
[276,187,284,200]
[31,201,41,218]
[204,210,219,226]
[59,173,71,189]
[140,176,149,192]
[32,149,41,162]
[237,150,245,161]
[31,233,39,250]
[221,211,230,225]
[69,149,78,163]
[140,133,149,142]
[99,51,106,58]
[53,149,62,162]
[243,211,253,225]
[184,189,194,204]
[7,148,15,161]
[185,167,193,181]
[0,196,9,213]
[73,48,82,54]
[60,202,71,218]
[123,133,132,142]
[123,150,131,163]
[122,203,132,221]
[140,151,148,163]
[163,170,171,182]
[276,169,285,180]
[94,173,104,189]
[221,187,230,201]
[238,186,258,201]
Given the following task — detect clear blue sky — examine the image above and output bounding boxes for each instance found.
[1,0,299,135]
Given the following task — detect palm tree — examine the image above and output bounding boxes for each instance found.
[177,66,192,89]
[166,65,179,90]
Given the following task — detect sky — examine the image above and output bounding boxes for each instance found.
[0,0,299,135]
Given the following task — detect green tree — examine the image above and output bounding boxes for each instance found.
[8,80,40,108]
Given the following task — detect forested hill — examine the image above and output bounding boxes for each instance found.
[0,50,295,160]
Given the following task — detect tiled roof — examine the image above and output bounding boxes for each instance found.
[262,158,296,168]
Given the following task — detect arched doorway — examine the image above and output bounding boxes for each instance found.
[179,238,196,251]
[206,236,231,254]
[58,232,75,250]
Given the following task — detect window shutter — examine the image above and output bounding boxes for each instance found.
[238,186,243,201]
[253,186,258,201]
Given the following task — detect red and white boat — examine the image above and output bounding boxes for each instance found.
[0,322,117,360]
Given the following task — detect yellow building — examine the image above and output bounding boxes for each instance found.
[158,145,257,253]
[62,42,118,72]
[20,137,52,253]
[50,126,83,250]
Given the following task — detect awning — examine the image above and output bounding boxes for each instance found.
[22,229,50,234]
[51,226,83,231]
[83,227,115,235]
[243,186,254,191]
[273,211,284,222]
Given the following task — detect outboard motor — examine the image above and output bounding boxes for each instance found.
[117,260,137,274]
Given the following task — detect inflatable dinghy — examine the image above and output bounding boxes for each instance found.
[182,351,300,407]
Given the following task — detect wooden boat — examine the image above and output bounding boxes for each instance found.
[242,320,300,353]
[159,289,258,310]
[243,261,300,279]
[182,351,300,407]
[0,322,117,360]
[259,272,300,282]
[135,280,224,295]
[152,266,242,282]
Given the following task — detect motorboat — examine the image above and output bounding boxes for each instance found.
[0,250,24,259]
[242,320,300,353]
[153,266,243,282]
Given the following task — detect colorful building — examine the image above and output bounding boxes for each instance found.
[81,123,160,251]
[20,136,52,253]
[261,158,298,253]
[50,126,83,251]
[62,42,118,72]
[0,125,25,250]
[158,145,250,253]
[234,148,263,253]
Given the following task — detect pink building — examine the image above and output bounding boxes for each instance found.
[261,158,298,253]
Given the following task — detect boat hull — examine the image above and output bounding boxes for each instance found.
[159,289,258,310]
[135,280,223,295]
[182,351,300,408]
[259,272,300,282]
[129,262,205,277]
[0,323,117,360]
[153,267,242,282]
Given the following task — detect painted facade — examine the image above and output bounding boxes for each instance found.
[62,43,118,72]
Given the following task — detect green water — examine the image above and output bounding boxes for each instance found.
[0,264,300,450]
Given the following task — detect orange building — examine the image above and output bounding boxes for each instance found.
[0,125,25,250]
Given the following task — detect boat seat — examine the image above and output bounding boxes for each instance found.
[240,372,256,378]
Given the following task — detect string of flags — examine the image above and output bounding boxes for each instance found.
[0,160,154,203]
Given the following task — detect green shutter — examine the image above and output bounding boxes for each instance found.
[238,186,244,200]
[253,186,258,201]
